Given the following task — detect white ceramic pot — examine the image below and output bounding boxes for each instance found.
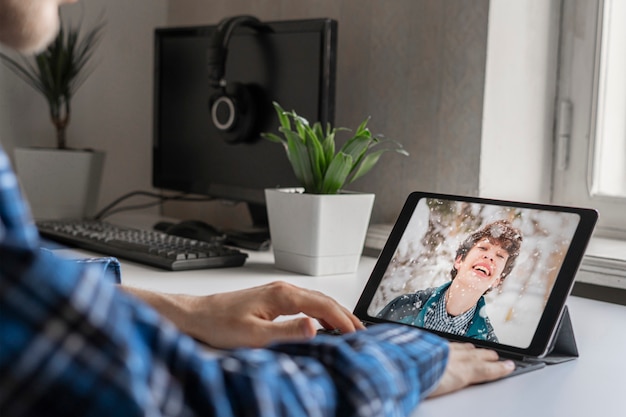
[265,187,375,276]
[14,147,105,220]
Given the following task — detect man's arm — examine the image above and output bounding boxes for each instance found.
[1,252,446,416]
[121,282,514,397]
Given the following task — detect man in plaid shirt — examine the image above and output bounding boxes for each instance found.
[0,1,514,416]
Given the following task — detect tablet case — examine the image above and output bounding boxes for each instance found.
[535,306,578,364]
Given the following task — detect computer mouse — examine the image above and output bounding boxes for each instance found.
[163,220,226,243]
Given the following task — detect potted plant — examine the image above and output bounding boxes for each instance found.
[262,102,408,275]
[0,13,105,220]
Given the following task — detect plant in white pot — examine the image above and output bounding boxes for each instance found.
[0,14,105,220]
[262,102,408,275]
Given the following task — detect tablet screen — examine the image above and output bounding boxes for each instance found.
[356,192,597,355]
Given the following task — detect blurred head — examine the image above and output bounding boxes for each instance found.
[450,220,523,290]
[0,0,78,53]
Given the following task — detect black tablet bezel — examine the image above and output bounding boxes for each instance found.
[353,191,598,358]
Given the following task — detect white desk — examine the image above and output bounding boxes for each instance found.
[79,248,626,417]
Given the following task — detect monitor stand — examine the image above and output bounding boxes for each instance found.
[223,202,271,251]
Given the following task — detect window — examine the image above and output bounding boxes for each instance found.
[553,0,626,238]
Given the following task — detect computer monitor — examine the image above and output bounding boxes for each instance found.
[152,17,337,227]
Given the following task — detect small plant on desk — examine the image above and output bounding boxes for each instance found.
[262,101,408,194]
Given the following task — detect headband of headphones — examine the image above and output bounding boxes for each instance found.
[207,15,271,87]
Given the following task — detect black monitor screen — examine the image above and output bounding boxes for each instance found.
[152,18,337,216]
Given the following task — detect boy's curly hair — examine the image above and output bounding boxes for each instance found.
[450,219,523,283]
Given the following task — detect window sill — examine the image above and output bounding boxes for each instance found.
[577,237,626,290]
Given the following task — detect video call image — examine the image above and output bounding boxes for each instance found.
[367,198,580,348]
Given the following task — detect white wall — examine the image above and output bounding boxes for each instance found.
[480,0,561,203]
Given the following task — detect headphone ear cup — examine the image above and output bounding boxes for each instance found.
[209,82,258,143]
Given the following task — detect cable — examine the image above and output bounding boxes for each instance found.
[93,190,214,220]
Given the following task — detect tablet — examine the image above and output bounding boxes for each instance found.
[353,191,598,360]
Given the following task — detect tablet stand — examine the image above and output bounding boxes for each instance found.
[538,305,578,364]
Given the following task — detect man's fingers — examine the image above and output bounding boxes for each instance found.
[190,281,365,348]
[450,342,476,351]
[429,344,515,398]
[263,281,364,333]
[315,304,365,332]
[451,343,513,380]
[249,317,318,347]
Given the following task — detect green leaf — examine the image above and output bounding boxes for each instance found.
[272,101,291,132]
[0,53,43,93]
[322,152,353,194]
[347,149,385,184]
[312,122,324,143]
[348,146,409,184]
[261,132,287,145]
[304,126,325,189]
[311,122,329,168]
[290,111,310,140]
[321,127,336,167]
[355,116,371,137]
[284,129,316,191]
[341,134,374,159]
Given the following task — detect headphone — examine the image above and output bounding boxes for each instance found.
[207,15,271,144]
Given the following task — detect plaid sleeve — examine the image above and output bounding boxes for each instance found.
[264,324,448,416]
[0,148,39,250]
[66,255,122,284]
[268,325,448,415]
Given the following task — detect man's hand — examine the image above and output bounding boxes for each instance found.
[428,342,515,397]
[122,281,365,349]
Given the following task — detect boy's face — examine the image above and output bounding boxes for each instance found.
[454,238,509,294]
[0,0,78,53]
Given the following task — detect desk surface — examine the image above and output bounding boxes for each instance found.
[76,247,626,417]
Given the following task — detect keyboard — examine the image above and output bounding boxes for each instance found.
[37,219,248,271]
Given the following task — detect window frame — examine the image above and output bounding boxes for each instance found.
[552,0,626,238]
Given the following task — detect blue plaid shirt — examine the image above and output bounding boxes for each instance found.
[0,145,449,417]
